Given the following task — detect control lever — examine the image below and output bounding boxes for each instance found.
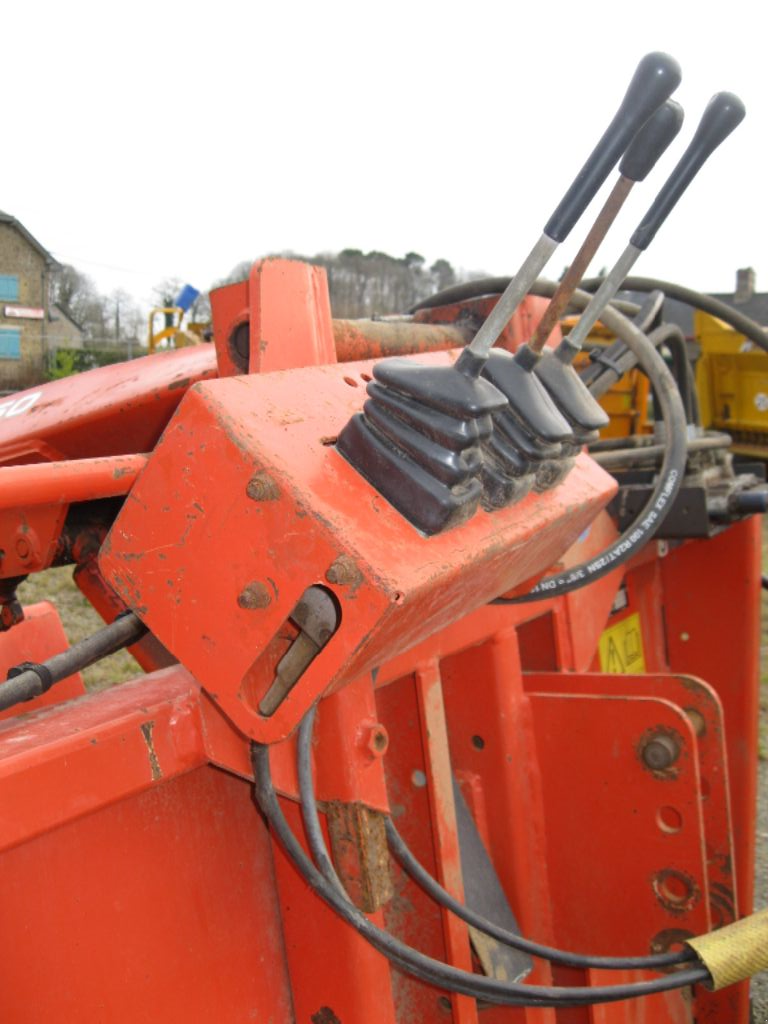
[459,52,681,367]
[337,53,681,534]
[527,99,684,356]
[522,101,682,450]
[562,92,746,358]
[534,91,744,445]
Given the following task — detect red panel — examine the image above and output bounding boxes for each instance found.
[661,519,761,913]
[528,692,709,953]
[0,346,217,465]
[248,258,337,372]
[270,798,397,1024]
[0,667,205,853]
[441,631,557,1024]
[0,765,294,1023]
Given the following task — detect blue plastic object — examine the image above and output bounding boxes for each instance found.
[174,284,200,312]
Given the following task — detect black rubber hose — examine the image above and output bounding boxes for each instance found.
[411,278,637,319]
[258,706,709,1007]
[0,611,147,712]
[578,275,768,354]
[411,275,768,358]
[411,277,519,311]
[493,296,687,603]
[653,325,694,424]
[659,325,699,426]
[384,816,692,971]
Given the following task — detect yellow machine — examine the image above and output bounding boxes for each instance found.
[147,307,209,352]
[694,310,768,456]
[561,317,652,438]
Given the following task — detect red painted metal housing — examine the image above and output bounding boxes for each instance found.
[0,259,759,1023]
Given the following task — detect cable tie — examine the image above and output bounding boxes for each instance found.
[589,350,627,376]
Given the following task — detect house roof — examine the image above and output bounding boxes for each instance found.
[709,290,768,327]
[615,288,768,339]
[0,210,60,269]
[51,302,84,333]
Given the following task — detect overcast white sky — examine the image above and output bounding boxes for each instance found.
[4,0,765,308]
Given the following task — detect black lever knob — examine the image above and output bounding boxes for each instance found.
[631,91,746,250]
[620,98,684,182]
[544,52,682,243]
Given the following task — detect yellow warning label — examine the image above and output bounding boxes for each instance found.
[598,611,646,674]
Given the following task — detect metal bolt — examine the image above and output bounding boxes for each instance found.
[326,555,361,588]
[15,537,31,560]
[237,582,272,609]
[246,472,280,502]
[361,721,389,759]
[641,732,680,771]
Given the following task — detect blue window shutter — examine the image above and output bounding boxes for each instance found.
[0,329,21,359]
[0,275,19,301]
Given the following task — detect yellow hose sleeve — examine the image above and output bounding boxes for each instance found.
[685,909,768,990]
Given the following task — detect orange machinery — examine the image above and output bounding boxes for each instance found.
[1,51,766,1024]
[0,255,763,1023]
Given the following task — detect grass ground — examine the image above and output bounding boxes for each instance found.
[18,566,139,691]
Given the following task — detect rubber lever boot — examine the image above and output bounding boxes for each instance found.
[534,337,610,435]
[336,351,508,535]
[478,345,574,509]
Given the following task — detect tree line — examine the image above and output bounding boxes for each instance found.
[53,265,146,345]
[53,249,474,347]
[213,250,469,319]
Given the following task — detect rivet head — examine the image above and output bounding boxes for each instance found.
[237,582,272,609]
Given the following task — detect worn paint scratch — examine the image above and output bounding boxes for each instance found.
[140,720,163,781]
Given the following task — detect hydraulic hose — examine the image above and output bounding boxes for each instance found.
[0,611,147,712]
[578,275,768,354]
[247,706,710,1008]
[412,275,768,359]
[492,289,687,602]
[384,816,692,971]
[410,277,637,317]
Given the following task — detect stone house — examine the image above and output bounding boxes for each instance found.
[47,302,85,349]
[0,211,83,391]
